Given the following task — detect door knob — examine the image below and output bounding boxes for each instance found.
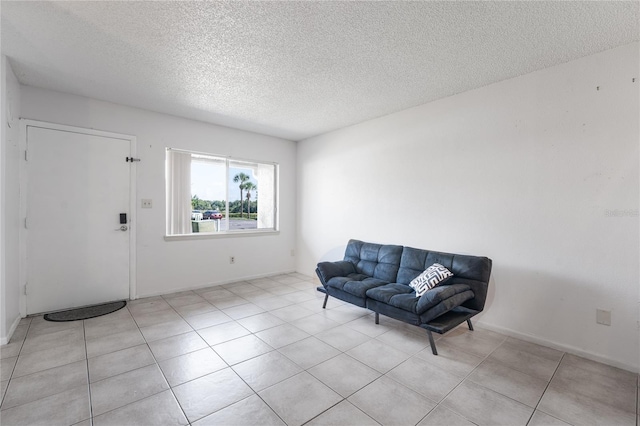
[115,225,128,231]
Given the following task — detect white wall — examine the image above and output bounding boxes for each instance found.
[20,87,297,299]
[296,43,639,371]
[1,56,22,343]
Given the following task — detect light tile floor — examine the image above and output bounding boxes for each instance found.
[1,273,638,426]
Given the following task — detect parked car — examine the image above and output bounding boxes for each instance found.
[191,210,203,221]
[203,210,223,220]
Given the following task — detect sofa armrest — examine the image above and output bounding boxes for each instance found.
[316,261,356,286]
[416,284,472,315]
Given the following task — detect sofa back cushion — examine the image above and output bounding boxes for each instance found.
[397,246,492,311]
[344,239,403,283]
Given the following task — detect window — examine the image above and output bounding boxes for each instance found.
[166,148,278,236]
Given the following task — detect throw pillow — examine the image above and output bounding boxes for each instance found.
[409,263,453,297]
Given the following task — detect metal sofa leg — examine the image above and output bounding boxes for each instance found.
[466,319,474,331]
[427,330,438,355]
[374,312,379,324]
[322,293,329,309]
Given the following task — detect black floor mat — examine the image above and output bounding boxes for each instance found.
[43,300,127,322]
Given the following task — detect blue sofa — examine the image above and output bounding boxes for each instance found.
[316,239,492,355]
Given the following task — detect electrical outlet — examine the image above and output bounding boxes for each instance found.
[229,256,235,264]
[596,309,611,326]
[141,199,152,208]
[290,249,295,257]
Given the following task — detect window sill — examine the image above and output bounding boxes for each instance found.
[164,229,280,241]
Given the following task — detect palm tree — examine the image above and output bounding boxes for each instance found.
[233,173,250,218]
[243,182,256,218]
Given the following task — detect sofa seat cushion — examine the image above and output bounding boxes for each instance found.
[416,284,473,313]
[326,274,390,298]
[365,283,418,313]
[366,283,473,315]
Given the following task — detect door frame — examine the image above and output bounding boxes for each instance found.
[19,119,137,316]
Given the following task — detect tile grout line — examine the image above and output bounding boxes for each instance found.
[299,398,350,426]
[256,326,361,425]
[231,371,289,426]
[81,319,94,425]
[166,282,340,425]
[443,332,574,424]
[135,290,281,424]
[170,294,288,425]
[300,300,396,424]
[85,305,191,423]
[0,319,32,410]
[299,309,506,426]
[413,332,508,426]
[133,303,192,426]
[291,302,421,425]
[299,306,369,412]
[1,320,92,413]
[525,352,568,426]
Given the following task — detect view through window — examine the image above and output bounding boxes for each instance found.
[166,149,277,235]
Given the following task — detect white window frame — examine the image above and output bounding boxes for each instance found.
[165,148,279,240]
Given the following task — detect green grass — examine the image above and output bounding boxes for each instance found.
[228,213,257,220]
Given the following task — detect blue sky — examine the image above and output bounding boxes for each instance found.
[191,163,257,202]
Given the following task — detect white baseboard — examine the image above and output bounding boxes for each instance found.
[133,269,300,300]
[1,315,22,345]
[477,320,639,374]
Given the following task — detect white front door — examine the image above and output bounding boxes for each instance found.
[26,125,132,314]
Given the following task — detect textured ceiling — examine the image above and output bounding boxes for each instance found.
[2,1,638,141]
